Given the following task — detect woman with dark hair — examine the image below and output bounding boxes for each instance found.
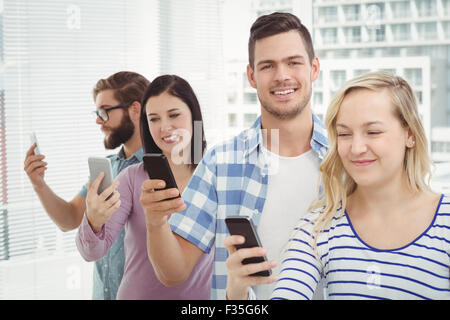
[76,75,212,299]
[140,74,207,171]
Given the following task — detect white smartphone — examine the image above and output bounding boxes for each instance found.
[88,157,114,195]
[29,132,41,155]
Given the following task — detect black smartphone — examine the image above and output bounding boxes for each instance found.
[143,153,180,199]
[225,216,271,277]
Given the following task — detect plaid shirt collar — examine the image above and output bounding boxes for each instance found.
[240,113,329,161]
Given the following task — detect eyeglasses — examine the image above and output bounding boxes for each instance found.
[93,104,127,122]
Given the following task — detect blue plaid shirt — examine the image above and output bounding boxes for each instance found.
[169,114,328,300]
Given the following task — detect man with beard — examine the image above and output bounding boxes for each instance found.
[24,71,150,299]
[141,12,328,300]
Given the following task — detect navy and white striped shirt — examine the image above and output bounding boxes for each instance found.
[271,194,450,300]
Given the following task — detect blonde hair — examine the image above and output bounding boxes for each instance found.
[307,71,432,257]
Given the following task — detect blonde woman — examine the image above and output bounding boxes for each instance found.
[270,71,450,300]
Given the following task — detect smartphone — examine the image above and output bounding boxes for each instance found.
[29,132,41,155]
[88,157,114,196]
[143,153,180,199]
[225,216,271,277]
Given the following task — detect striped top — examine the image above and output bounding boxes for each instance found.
[271,194,450,300]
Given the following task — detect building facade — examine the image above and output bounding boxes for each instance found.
[224,0,449,163]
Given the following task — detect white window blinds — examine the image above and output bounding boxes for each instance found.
[0,0,225,299]
[0,0,158,298]
[158,0,226,146]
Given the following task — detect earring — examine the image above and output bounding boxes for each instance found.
[408,140,415,148]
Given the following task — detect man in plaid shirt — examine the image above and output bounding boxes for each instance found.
[141,12,328,300]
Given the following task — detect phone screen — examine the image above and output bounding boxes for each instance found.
[143,153,180,199]
[30,132,41,155]
[88,157,113,195]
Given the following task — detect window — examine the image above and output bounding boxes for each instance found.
[359,48,374,58]
[227,90,237,104]
[391,1,411,18]
[416,0,437,17]
[444,22,450,39]
[404,68,423,86]
[228,113,238,127]
[354,69,370,77]
[243,72,252,89]
[444,0,450,16]
[342,4,360,21]
[344,27,361,43]
[448,91,450,111]
[318,6,338,23]
[313,92,323,106]
[322,28,338,45]
[392,24,411,41]
[366,24,386,42]
[415,91,423,104]
[243,92,258,104]
[431,141,441,153]
[330,70,346,90]
[257,0,293,17]
[244,113,258,127]
[417,22,438,40]
[257,8,292,16]
[385,47,402,56]
[315,72,323,88]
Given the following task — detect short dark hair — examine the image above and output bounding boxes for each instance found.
[93,71,150,105]
[140,75,207,169]
[248,12,315,69]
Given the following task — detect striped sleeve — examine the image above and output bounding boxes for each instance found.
[270,217,324,300]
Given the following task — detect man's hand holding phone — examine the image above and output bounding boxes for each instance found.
[24,143,48,191]
[140,179,186,229]
[86,172,121,233]
[224,235,278,300]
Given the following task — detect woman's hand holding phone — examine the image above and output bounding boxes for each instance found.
[86,172,121,233]
[140,179,186,229]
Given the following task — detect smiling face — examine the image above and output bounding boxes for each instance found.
[247,30,319,120]
[145,91,193,158]
[336,88,414,189]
